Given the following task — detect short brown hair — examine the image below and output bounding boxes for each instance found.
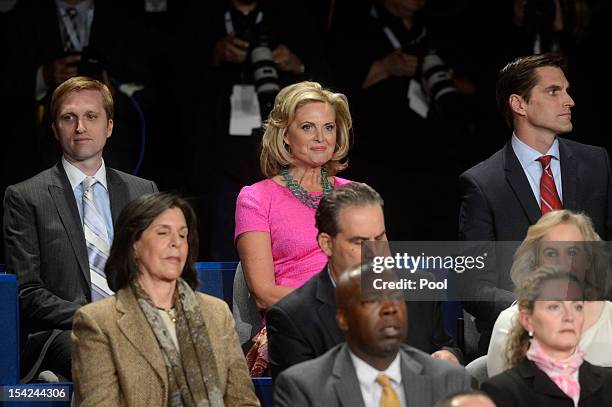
[315,182,383,237]
[105,193,199,292]
[50,76,114,121]
[260,81,352,178]
[496,53,568,128]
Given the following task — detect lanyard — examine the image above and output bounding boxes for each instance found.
[370,5,427,51]
[60,6,94,51]
[224,10,263,36]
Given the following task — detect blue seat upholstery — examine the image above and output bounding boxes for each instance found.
[196,261,238,308]
[253,377,273,407]
[0,273,19,385]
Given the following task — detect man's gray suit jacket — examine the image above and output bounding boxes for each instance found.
[3,161,157,379]
[274,343,472,407]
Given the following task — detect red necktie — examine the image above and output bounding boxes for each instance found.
[537,155,563,214]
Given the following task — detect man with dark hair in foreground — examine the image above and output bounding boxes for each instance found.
[274,266,471,407]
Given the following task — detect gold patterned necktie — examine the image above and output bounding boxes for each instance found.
[376,374,401,407]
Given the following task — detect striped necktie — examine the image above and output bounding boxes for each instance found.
[82,176,113,300]
[537,155,563,214]
[376,374,401,407]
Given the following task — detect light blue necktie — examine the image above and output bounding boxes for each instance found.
[82,176,113,300]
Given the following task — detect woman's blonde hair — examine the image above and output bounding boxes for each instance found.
[259,81,352,178]
[510,210,606,298]
[504,265,583,369]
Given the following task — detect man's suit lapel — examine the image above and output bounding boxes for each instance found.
[315,267,344,344]
[332,345,366,407]
[503,143,541,224]
[116,288,168,392]
[558,138,578,210]
[400,349,432,407]
[48,163,90,284]
[106,168,131,225]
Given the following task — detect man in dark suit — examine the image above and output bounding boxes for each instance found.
[458,53,612,354]
[274,265,471,407]
[3,77,157,382]
[267,182,461,379]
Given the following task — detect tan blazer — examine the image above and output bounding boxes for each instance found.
[72,286,260,407]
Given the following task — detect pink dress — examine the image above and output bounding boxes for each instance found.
[235,177,351,288]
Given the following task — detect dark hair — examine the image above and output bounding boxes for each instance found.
[105,192,199,291]
[496,53,568,128]
[315,182,383,237]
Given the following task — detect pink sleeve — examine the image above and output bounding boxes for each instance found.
[234,183,271,241]
[335,177,352,187]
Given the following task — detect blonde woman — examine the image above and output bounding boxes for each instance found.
[482,266,612,407]
[234,81,353,375]
[487,210,611,376]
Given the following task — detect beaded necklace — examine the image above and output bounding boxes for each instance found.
[280,166,334,209]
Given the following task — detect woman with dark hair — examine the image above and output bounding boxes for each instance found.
[481,266,612,407]
[71,193,259,407]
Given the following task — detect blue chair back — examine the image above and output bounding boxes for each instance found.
[0,273,19,385]
[253,377,273,407]
[196,262,238,308]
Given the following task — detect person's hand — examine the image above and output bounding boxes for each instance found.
[42,54,81,86]
[212,35,249,65]
[431,349,460,364]
[272,44,303,73]
[381,49,418,78]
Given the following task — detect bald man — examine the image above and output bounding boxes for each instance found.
[274,265,471,407]
[434,391,496,407]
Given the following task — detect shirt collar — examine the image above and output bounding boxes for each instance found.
[349,349,402,387]
[62,157,107,191]
[327,264,337,288]
[511,133,560,170]
[56,0,93,13]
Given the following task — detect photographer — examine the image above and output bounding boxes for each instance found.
[1,0,150,177]
[183,0,330,260]
[330,0,476,241]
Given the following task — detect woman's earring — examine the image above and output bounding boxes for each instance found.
[528,331,533,338]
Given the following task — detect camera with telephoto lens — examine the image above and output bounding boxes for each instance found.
[243,25,280,120]
[421,51,457,106]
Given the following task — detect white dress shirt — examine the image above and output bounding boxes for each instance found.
[349,350,407,407]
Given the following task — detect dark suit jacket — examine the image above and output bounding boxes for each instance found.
[458,138,612,334]
[267,266,462,379]
[481,359,612,407]
[274,343,472,407]
[3,162,157,379]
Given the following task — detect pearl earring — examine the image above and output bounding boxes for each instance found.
[528,331,533,337]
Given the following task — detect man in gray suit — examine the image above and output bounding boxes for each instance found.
[274,265,472,407]
[3,76,157,382]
